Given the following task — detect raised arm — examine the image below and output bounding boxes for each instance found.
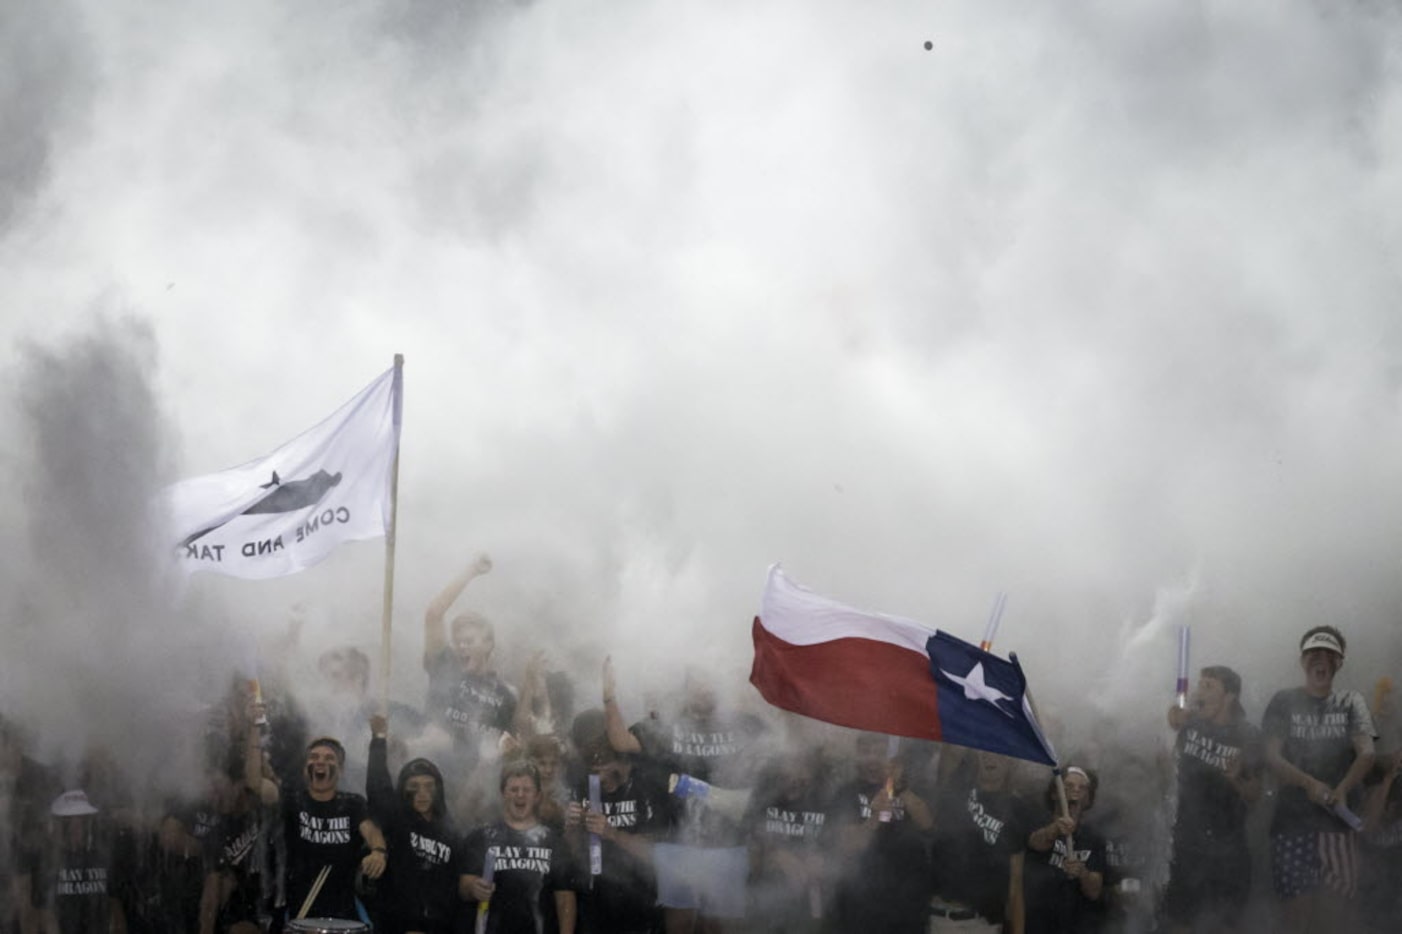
[366,715,394,816]
[245,700,279,806]
[602,657,642,755]
[423,554,493,672]
[512,651,548,740]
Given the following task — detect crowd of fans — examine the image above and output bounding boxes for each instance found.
[1,557,1400,934]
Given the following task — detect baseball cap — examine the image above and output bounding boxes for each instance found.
[51,789,100,817]
[1301,630,1345,658]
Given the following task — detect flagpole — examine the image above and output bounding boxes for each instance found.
[1013,654,1075,854]
[379,354,404,715]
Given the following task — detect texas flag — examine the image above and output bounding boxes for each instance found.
[750,565,1057,766]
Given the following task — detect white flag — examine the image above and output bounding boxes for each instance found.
[164,365,401,579]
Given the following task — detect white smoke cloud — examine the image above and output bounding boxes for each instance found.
[1,0,1401,797]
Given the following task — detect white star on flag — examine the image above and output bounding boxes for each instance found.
[939,662,1016,717]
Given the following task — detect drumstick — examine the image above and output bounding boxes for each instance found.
[297,865,331,920]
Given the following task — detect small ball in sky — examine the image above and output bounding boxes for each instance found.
[923,40,933,50]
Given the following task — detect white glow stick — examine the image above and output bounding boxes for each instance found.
[588,774,603,877]
[475,850,496,934]
[980,591,1007,651]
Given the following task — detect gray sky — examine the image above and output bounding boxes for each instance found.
[2,0,1401,766]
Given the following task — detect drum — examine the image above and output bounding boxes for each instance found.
[286,920,370,933]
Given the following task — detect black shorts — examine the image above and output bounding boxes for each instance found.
[1161,839,1251,925]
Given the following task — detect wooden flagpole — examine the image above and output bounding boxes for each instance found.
[379,354,404,715]
[1013,652,1075,854]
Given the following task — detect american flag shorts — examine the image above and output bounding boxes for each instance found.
[1271,831,1359,899]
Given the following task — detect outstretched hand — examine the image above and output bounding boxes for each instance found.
[470,553,493,577]
[603,656,618,702]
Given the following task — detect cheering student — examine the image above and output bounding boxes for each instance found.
[1022,766,1105,934]
[518,734,569,830]
[741,751,833,934]
[829,732,934,934]
[602,658,764,933]
[928,749,1029,934]
[1262,626,1375,934]
[365,713,464,934]
[1,714,60,934]
[33,788,132,934]
[200,697,280,934]
[279,736,387,925]
[1160,666,1261,934]
[461,761,579,934]
[564,739,671,934]
[1359,749,1402,932]
[422,555,517,768]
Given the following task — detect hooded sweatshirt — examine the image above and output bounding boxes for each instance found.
[367,738,462,931]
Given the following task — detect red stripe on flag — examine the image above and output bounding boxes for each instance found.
[749,616,942,741]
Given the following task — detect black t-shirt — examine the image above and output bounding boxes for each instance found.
[124,832,204,934]
[1262,688,1374,834]
[382,819,464,928]
[1022,825,1107,934]
[426,650,517,756]
[930,784,1031,923]
[39,817,126,934]
[829,779,930,934]
[630,714,764,788]
[631,713,763,847]
[365,739,463,928]
[745,781,834,925]
[281,789,370,920]
[205,800,267,903]
[1173,716,1261,844]
[462,820,576,934]
[569,765,670,933]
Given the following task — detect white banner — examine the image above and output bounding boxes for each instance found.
[163,365,401,579]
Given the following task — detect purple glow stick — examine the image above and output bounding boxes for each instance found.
[1176,625,1190,709]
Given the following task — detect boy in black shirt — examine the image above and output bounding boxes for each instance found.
[564,742,670,934]
[280,737,386,923]
[829,732,933,934]
[461,761,578,934]
[422,556,517,772]
[1161,665,1261,933]
[929,749,1029,933]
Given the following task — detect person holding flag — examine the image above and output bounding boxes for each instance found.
[364,713,464,934]
[1022,767,1105,934]
[747,565,1067,932]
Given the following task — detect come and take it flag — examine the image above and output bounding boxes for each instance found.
[163,365,401,579]
[750,565,1057,766]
